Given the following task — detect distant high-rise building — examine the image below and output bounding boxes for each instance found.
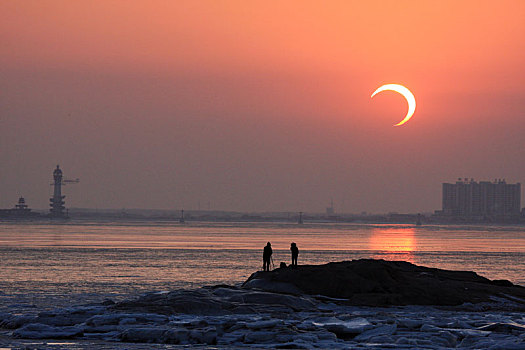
[442,178,521,217]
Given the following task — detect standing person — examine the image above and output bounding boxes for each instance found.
[263,242,273,271]
[290,242,299,267]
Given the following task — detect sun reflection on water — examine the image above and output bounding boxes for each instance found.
[369,227,416,263]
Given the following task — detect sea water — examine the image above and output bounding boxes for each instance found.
[1,221,524,313]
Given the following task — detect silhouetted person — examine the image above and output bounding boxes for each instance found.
[263,242,273,271]
[290,242,299,267]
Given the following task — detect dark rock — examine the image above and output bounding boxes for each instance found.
[478,322,525,333]
[245,319,283,329]
[34,307,104,327]
[113,286,317,315]
[491,279,514,287]
[0,312,11,324]
[275,342,311,349]
[85,313,167,327]
[226,290,317,311]
[312,317,372,338]
[242,259,525,306]
[0,315,37,329]
[244,330,277,343]
[13,323,84,339]
[162,327,190,344]
[119,327,167,343]
[242,278,303,295]
[354,324,397,341]
[113,289,234,315]
[190,326,217,344]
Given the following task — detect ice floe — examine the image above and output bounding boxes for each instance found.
[1,285,524,348]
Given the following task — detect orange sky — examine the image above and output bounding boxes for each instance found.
[1,1,524,212]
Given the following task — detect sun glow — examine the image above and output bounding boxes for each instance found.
[371,84,416,126]
[369,228,416,262]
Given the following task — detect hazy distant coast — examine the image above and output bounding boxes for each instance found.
[6,207,524,225]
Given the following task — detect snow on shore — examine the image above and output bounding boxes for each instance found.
[1,285,525,349]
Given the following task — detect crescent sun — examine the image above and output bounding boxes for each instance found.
[371,84,416,126]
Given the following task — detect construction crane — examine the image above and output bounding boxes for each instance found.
[51,178,80,186]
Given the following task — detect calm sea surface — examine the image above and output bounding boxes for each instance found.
[1,221,524,312]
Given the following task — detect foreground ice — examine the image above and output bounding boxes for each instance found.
[1,285,525,349]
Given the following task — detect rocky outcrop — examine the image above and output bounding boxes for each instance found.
[112,286,318,315]
[3,260,525,348]
[242,259,525,306]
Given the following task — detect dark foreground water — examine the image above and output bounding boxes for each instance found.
[1,221,524,312]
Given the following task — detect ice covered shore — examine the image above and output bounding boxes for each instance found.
[2,259,525,349]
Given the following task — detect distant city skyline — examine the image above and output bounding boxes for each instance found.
[1,1,524,213]
[1,165,523,215]
[441,178,521,218]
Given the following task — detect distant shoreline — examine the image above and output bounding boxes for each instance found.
[2,212,525,226]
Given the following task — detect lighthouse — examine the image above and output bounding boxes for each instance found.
[50,165,66,218]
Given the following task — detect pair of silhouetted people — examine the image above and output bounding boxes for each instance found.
[262,242,299,271]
